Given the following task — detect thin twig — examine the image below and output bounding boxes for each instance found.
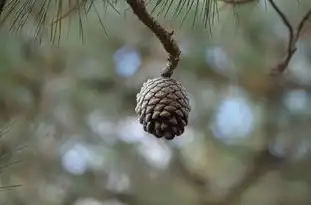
[268,0,311,74]
[125,0,181,78]
[296,10,311,41]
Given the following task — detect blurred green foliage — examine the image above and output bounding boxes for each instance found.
[1,1,311,205]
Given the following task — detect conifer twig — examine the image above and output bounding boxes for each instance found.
[223,0,311,74]
[268,0,311,74]
[125,0,181,78]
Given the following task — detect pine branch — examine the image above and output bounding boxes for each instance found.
[220,0,311,75]
[0,0,221,44]
[268,0,311,74]
[0,0,117,44]
[126,0,181,77]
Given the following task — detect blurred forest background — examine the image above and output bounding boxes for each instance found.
[1,0,311,205]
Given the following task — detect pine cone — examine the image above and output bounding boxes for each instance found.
[135,77,191,140]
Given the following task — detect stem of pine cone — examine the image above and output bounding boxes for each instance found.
[125,0,181,78]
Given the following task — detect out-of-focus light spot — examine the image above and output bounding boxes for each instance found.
[205,46,232,72]
[116,117,146,143]
[138,138,172,170]
[113,45,141,78]
[283,89,309,114]
[269,135,311,160]
[61,144,91,175]
[211,97,254,144]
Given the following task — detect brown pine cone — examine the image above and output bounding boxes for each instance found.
[135,77,191,140]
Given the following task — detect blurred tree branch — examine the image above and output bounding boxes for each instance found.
[211,149,282,205]
[185,2,311,205]
[221,0,311,74]
[200,90,284,205]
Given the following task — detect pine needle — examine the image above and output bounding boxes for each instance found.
[0,0,220,44]
[150,0,219,29]
[0,0,119,44]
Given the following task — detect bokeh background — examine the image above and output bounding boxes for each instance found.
[1,0,311,205]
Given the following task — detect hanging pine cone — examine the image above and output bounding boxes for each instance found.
[135,77,191,140]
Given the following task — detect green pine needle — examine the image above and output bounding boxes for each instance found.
[149,0,219,29]
[0,0,120,44]
[0,0,221,44]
